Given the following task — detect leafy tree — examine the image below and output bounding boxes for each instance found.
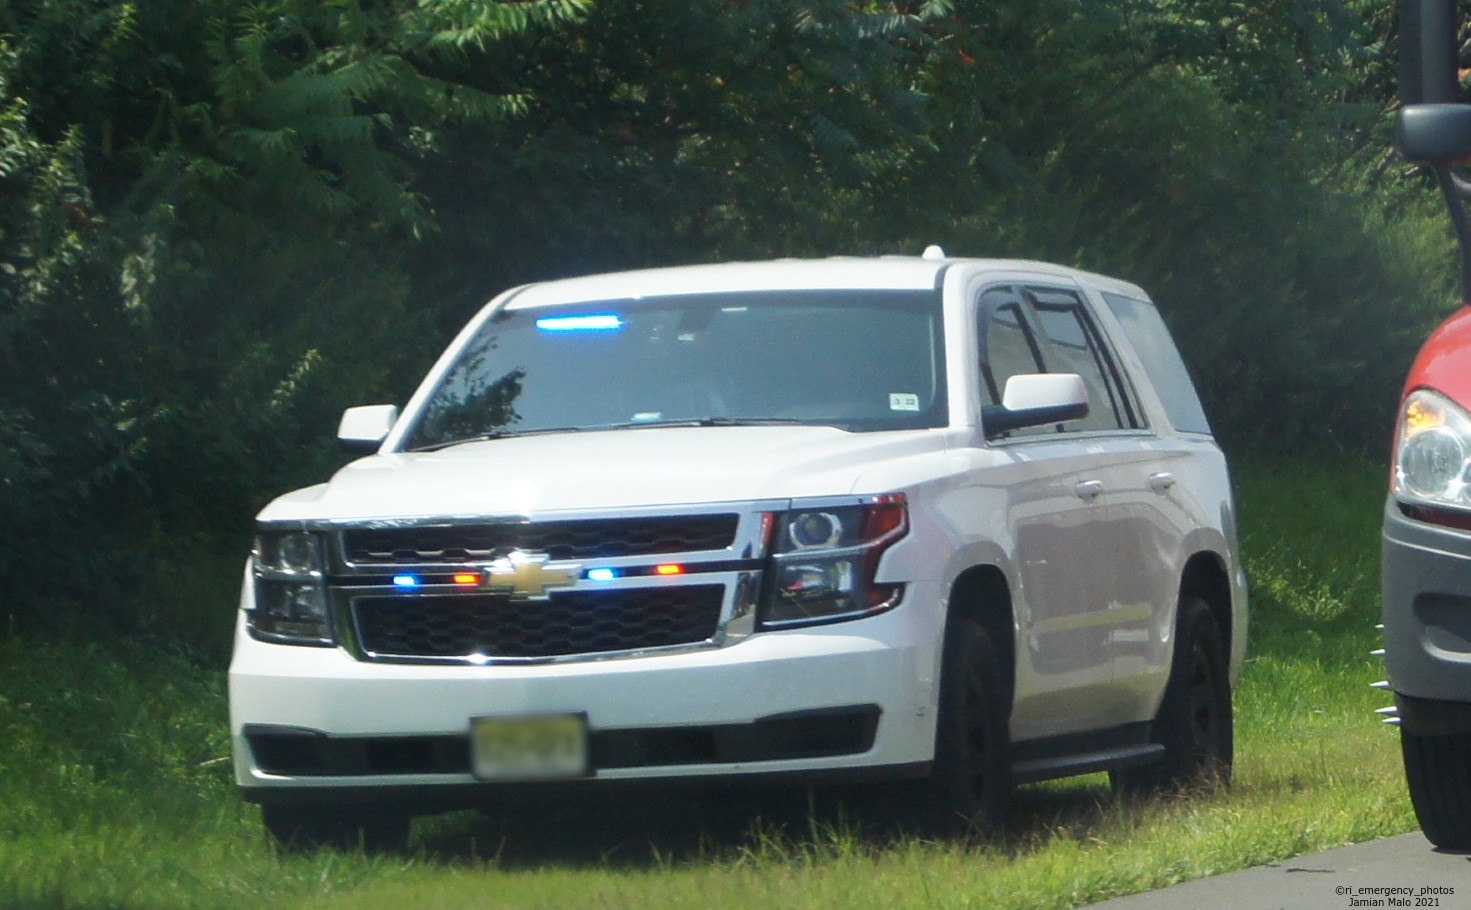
[890,0,1445,448]
[0,0,1456,647]
[0,0,588,641]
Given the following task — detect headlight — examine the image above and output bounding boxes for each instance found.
[758,495,908,630]
[1395,389,1471,509]
[249,530,334,646]
[255,531,323,576]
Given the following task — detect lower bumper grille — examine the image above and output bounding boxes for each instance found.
[245,707,881,777]
[352,585,725,660]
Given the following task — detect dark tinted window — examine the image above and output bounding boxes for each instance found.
[978,289,1059,438]
[979,293,1045,407]
[1101,292,1211,435]
[1029,288,1140,432]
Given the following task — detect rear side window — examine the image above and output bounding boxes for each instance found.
[1101,292,1211,436]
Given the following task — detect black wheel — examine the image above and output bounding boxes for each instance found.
[1402,728,1471,850]
[261,803,411,853]
[1114,595,1232,793]
[915,619,1012,837]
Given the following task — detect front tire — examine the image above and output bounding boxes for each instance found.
[1115,595,1232,793]
[916,619,1012,837]
[1402,729,1471,850]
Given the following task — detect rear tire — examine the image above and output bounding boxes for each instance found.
[1402,728,1471,850]
[261,803,411,853]
[915,619,1012,837]
[1114,595,1232,793]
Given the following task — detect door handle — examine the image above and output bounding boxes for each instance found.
[1147,472,1176,493]
[1075,480,1104,500]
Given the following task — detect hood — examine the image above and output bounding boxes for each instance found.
[1406,305,1471,409]
[258,425,949,523]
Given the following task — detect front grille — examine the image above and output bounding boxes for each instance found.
[353,585,725,660]
[340,515,740,565]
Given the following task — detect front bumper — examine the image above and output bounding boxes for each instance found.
[229,593,938,804]
[1382,496,1471,733]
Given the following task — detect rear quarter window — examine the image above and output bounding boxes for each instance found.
[1100,292,1211,436]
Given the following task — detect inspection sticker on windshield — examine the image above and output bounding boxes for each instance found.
[890,393,920,412]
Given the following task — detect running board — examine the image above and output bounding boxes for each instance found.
[1012,743,1166,785]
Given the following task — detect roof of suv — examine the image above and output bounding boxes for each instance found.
[499,256,1147,310]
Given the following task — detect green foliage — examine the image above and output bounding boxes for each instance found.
[0,0,1459,642]
[0,38,145,617]
[0,0,588,640]
[1234,452,1385,647]
[889,0,1447,451]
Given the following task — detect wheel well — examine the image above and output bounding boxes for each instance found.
[1180,551,1232,654]
[948,565,1015,714]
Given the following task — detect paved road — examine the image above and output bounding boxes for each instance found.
[1084,833,1470,910]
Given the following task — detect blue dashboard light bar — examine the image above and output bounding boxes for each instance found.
[393,574,421,588]
[587,568,619,582]
[536,314,624,332]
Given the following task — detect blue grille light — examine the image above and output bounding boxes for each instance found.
[587,568,618,582]
[393,574,420,588]
[536,314,624,332]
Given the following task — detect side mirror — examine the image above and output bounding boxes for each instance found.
[982,373,1088,439]
[1397,104,1471,165]
[337,404,399,454]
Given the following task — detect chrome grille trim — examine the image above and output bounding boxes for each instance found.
[338,514,740,566]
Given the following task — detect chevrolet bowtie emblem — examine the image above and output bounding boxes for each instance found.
[482,550,579,599]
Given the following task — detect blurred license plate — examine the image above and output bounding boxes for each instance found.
[471,713,588,780]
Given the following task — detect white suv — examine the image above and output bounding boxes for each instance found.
[229,253,1247,848]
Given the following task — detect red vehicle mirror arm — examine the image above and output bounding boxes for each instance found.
[1433,166,1471,304]
[1400,0,1471,303]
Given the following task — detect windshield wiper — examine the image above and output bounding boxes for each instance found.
[675,416,807,427]
[408,417,820,451]
[694,416,809,427]
[587,416,813,430]
[407,426,584,452]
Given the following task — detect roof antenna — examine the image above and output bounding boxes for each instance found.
[921,245,946,261]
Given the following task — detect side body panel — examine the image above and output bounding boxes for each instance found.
[1385,305,1471,726]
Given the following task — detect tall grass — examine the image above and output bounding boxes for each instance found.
[0,454,1414,909]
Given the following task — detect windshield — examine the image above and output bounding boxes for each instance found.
[403,289,947,450]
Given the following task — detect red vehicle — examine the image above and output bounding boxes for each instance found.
[1383,0,1471,851]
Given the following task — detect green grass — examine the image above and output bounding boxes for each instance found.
[0,454,1417,909]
